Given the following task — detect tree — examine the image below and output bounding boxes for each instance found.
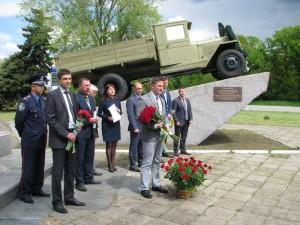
[263,25,300,101]
[0,9,53,110]
[20,0,161,52]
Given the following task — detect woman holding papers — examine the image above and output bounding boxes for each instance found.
[97,84,122,172]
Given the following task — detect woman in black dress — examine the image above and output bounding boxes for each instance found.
[97,84,122,172]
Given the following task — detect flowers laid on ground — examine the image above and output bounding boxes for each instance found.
[139,106,178,149]
[66,109,92,153]
[162,157,212,197]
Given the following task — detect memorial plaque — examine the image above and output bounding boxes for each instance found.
[213,87,242,102]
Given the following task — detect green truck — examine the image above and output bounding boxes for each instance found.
[54,20,246,99]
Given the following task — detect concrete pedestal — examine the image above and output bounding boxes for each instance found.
[0,131,12,157]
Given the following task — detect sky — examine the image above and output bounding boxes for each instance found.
[0,0,300,59]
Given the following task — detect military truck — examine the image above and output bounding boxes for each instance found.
[54,20,246,99]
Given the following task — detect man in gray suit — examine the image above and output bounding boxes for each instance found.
[137,77,168,198]
[172,87,193,156]
[126,82,143,172]
[46,69,85,214]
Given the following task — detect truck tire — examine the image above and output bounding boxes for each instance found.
[214,49,246,80]
[97,73,129,100]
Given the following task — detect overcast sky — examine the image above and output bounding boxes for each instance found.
[0,0,300,59]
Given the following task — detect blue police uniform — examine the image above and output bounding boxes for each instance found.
[14,73,48,203]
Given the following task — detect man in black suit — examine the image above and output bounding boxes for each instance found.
[46,69,85,214]
[15,73,50,204]
[172,87,193,156]
[126,82,143,172]
[75,78,101,192]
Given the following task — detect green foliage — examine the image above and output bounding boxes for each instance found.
[20,0,161,52]
[0,9,53,110]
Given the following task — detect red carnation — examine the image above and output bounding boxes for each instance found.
[204,163,208,167]
[178,166,185,172]
[192,166,198,173]
[181,173,189,181]
[198,162,203,167]
[198,160,202,163]
[203,169,208,174]
[165,165,170,171]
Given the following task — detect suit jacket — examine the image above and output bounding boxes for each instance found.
[172,96,193,127]
[137,92,166,142]
[126,94,142,131]
[161,90,172,115]
[75,92,96,139]
[46,88,78,149]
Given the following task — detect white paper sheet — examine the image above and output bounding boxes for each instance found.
[93,111,97,128]
[108,104,121,123]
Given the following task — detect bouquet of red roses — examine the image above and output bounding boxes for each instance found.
[66,109,92,153]
[139,106,178,150]
[162,157,212,196]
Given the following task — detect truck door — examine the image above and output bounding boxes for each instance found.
[154,21,191,66]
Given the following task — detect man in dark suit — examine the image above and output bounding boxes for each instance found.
[126,82,143,172]
[46,69,85,214]
[15,73,49,204]
[160,76,172,158]
[137,77,168,199]
[172,87,193,156]
[75,78,101,192]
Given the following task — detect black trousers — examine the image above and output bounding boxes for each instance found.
[129,131,143,169]
[75,138,95,184]
[51,148,75,205]
[20,142,46,197]
[173,121,189,152]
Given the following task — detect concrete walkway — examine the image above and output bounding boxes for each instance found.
[1,153,299,225]
[244,105,300,113]
[222,124,300,149]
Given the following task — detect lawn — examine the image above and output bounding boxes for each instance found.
[0,111,15,121]
[251,100,300,107]
[228,110,300,127]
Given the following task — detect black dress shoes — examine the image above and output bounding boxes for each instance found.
[84,179,102,185]
[141,190,152,199]
[93,171,103,176]
[20,195,34,204]
[174,151,180,156]
[180,151,191,155]
[129,167,140,172]
[75,183,87,192]
[32,190,50,197]
[53,204,68,214]
[65,198,86,206]
[151,186,168,193]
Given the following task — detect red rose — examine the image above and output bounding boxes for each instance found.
[198,162,203,167]
[203,169,208,174]
[184,162,189,167]
[192,166,198,173]
[204,163,208,167]
[165,165,169,171]
[176,157,183,163]
[139,106,157,124]
[167,159,173,165]
[178,166,185,172]
[184,158,189,162]
[160,163,165,169]
[181,173,189,181]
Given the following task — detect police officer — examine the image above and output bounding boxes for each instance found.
[15,73,50,204]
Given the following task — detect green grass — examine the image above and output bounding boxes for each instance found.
[228,110,300,127]
[0,111,15,121]
[251,100,300,107]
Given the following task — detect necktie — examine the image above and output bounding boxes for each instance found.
[37,97,42,111]
[85,96,91,110]
[182,98,188,120]
[64,91,75,119]
[156,96,162,115]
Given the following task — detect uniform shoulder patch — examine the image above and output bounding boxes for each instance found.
[18,102,26,111]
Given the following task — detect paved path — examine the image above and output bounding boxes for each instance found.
[1,153,300,225]
[222,124,300,148]
[244,105,300,113]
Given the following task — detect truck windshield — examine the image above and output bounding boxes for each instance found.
[166,25,185,41]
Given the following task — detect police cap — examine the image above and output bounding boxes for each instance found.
[28,73,46,86]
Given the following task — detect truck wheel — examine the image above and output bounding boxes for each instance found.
[97,73,129,100]
[215,49,246,80]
